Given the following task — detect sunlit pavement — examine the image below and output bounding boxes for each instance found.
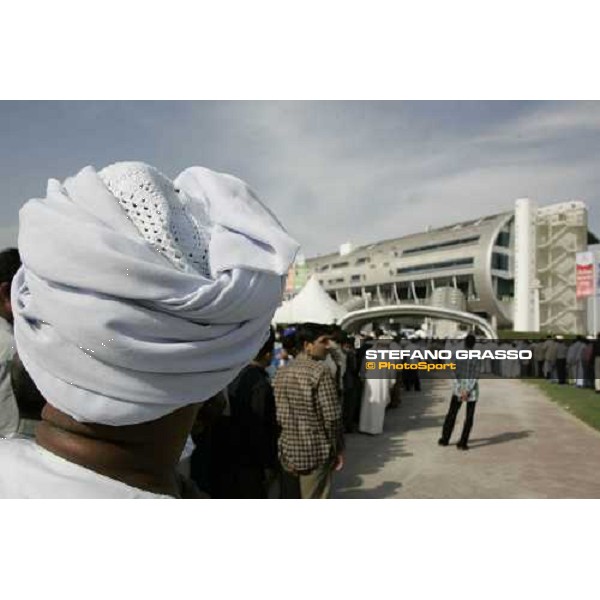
[332,376,600,498]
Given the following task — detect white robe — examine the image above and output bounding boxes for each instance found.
[0,438,171,499]
[0,318,19,438]
[359,340,396,435]
[507,345,520,378]
[574,343,586,387]
[359,376,394,435]
[566,342,580,383]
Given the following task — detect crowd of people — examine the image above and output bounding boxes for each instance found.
[186,322,417,498]
[1,162,599,499]
[515,335,600,388]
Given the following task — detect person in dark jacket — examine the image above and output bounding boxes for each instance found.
[341,335,361,432]
[594,333,600,393]
[205,329,279,498]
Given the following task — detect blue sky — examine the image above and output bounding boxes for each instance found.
[1,101,599,257]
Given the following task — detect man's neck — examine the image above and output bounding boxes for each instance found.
[299,351,321,362]
[35,404,196,497]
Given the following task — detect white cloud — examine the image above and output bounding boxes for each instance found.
[193,102,600,256]
[1,101,599,258]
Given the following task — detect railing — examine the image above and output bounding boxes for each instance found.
[536,224,568,249]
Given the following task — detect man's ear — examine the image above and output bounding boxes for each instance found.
[0,281,10,301]
[0,281,12,320]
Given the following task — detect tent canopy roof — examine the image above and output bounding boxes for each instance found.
[273,276,348,325]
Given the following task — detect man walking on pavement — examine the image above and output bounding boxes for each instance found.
[273,322,345,498]
[438,333,482,451]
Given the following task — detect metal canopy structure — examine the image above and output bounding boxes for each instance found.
[338,304,497,339]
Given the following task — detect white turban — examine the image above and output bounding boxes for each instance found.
[12,162,299,426]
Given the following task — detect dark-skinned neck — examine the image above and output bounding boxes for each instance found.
[251,357,269,370]
[35,403,199,498]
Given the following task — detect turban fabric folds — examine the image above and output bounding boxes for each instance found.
[12,163,299,426]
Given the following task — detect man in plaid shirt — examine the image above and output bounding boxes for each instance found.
[273,323,345,499]
[438,333,481,451]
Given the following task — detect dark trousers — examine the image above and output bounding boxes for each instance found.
[279,461,333,499]
[536,360,544,378]
[440,395,477,446]
[216,465,268,499]
[342,385,361,431]
[556,358,567,384]
[402,370,421,391]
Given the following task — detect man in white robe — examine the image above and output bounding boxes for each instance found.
[358,336,396,435]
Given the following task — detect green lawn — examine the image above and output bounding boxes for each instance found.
[525,379,600,432]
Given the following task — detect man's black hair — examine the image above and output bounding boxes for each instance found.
[464,334,476,349]
[0,248,21,284]
[281,330,298,353]
[256,327,276,360]
[296,322,330,346]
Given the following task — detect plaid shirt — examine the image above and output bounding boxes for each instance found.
[273,353,344,473]
[452,357,481,402]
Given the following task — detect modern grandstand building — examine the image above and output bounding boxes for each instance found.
[304,200,598,334]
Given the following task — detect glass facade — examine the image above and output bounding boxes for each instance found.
[495,230,511,248]
[396,257,474,275]
[402,236,480,256]
[491,252,509,271]
[496,277,514,298]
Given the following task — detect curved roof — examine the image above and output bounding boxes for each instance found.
[339,305,497,339]
[306,212,510,263]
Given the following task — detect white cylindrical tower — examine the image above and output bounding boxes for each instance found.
[513,197,537,331]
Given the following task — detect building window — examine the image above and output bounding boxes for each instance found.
[396,257,474,275]
[414,285,428,299]
[328,278,345,284]
[350,274,362,282]
[332,261,349,269]
[317,264,330,272]
[402,236,480,256]
[496,277,514,298]
[355,257,370,265]
[495,231,510,248]
[491,253,509,271]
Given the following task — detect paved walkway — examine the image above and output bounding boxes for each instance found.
[332,377,600,498]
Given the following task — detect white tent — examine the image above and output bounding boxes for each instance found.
[273,276,348,325]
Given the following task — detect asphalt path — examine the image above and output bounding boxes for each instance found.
[332,376,600,498]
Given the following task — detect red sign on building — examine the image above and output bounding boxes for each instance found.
[576,252,595,299]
